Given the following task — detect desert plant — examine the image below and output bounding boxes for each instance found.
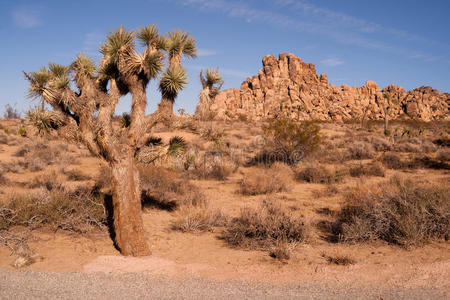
[195,68,224,120]
[324,254,356,265]
[262,118,321,165]
[171,207,227,233]
[24,24,195,256]
[239,164,292,195]
[3,104,21,119]
[0,188,106,233]
[156,29,197,117]
[333,176,450,247]
[222,200,306,249]
[347,142,375,160]
[349,162,385,177]
[140,166,206,209]
[296,165,348,184]
[26,108,64,135]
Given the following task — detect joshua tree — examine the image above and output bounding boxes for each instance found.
[156,30,197,118]
[24,25,190,256]
[195,68,223,120]
[382,93,397,136]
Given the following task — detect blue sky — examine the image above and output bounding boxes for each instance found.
[1,0,449,115]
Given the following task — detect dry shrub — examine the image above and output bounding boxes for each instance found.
[325,254,356,265]
[171,207,227,232]
[0,188,106,233]
[347,142,375,160]
[27,171,62,190]
[190,152,234,181]
[0,172,8,185]
[269,239,295,261]
[381,153,449,170]
[296,165,348,184]
[222,200,307,249]
[349,162,385,177]
[63,168,91,181]
[16,142,74,172]
[239,163,292,195]
[139,166,206,210]
[334,176,449,247]
[312,184,339,199]
[436,149,450,162]
[262,118,321,165]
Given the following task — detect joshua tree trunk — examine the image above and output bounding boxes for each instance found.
[110,151,151,256]
[195,88,211,120]
[157,97,174,118]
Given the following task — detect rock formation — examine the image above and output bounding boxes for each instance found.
[201,53,449,122]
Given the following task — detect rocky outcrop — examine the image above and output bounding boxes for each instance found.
[203,53,449,122]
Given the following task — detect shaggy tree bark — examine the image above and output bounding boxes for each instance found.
[24,25,187,256]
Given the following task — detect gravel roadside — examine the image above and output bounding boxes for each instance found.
[1,269,448,299]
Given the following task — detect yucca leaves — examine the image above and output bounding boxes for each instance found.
[166,29,197,59]
[137,25,159,47]
[168,136,187,157]
[48,63,67,78]
[98,58,119,79]
[143,51,164,79]
[159,65,188,98]
[72,54,97,77]
[203,68,223,87]
[100,26,135,62]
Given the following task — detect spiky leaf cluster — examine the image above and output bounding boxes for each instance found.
[72,54,97,78]
[159,66,188,98]
[100,27,135,62]
[166,30,197,59]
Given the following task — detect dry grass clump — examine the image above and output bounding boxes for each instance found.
[380,153,412,170]
[171,207,227,233]
[334,176,449,247]
[189,152,235,181]
[436,149,450,162]
[222,200,307,249]
[139,166,206,210]
[312,184,339,199]
[349,162,385,178]
[324,253,356,266]
[63,168,91,181]
[15,142,74,172]
[269,239,296,261]
[239,163,292,195]
[296,165,348,184]
[347,142,375,160]
[381,153,449,170]
[27,171,62,190]
[0,188,106,233]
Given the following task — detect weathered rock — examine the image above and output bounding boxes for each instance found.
[200,53,449,122]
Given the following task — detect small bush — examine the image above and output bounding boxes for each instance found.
[381,153,411,170]
[262,118,321,165]
[171,207,227,232]
[222,200,306,249]
[312,184,339,199]
[325,254,356,266]
[349,162,385,177]
[140,166,206,210]
[3,104,21,119]
[334,176,450,247]
[436,149,450,162]
[269,239,294,261]
[239,164,292,195]
[0,188,106,233]
[296,165,348,184]
[347,142,375,160]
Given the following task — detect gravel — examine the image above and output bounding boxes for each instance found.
[0,269,448,300]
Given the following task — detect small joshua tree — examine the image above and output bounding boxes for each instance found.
[24,25,194,256]
[195,68,223,120]
[156,30,197,118]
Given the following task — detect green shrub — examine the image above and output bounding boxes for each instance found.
[262,118,321,165]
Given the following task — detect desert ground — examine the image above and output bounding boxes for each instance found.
[0,116,449,299]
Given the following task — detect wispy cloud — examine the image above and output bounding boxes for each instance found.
[82,31,104,59]
[175,0,448,64]
[12,5,42,29]
[197,48,220,57]
[320,58,344,67]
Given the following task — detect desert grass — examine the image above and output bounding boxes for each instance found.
[333,175,450,247]
[222,200,307,249]
[239,163,293,195]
